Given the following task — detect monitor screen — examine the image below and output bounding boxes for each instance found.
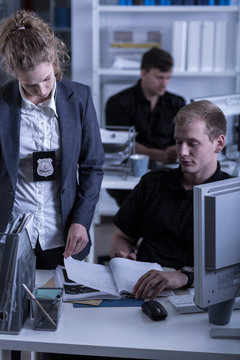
[191,94,240,150]
[191,93,240,116]
[194,177,240,322]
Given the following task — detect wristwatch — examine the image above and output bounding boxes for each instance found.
[180,266,194,288]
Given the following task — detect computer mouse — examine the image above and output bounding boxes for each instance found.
[141,300,168,321]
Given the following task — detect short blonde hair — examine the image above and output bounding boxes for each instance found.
[174,100,227,142]
[0,10,69,81]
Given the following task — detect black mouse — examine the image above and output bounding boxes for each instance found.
[141,300,168,321]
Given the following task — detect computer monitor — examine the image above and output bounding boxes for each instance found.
[191,93,240,151]
[191,93,240,117]
[194,176,240,334]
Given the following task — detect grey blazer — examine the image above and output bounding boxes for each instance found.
[0,79,104,258]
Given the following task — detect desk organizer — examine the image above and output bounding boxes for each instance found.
[31,287,63,331]
[0,213,35,334]
[100,126,136,174]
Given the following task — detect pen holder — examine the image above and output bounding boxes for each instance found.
[31,288,63,331]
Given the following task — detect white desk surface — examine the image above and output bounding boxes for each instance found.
[0,271,239,360]
[102,171,140,190]
[101,159,237,190]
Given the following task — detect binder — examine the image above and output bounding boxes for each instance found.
[0,213,36,334]
[73,299,144,308]
[144,0,156,4]
[119,0,133,4]
[172,21,187,72]
[201,21,215,72]
[186,21,201,72]
[214,21,227,72]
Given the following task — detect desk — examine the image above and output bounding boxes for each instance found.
[101,172,140,190]
[0,271,239,360]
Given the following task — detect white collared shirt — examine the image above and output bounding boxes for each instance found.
[12,80,65,250]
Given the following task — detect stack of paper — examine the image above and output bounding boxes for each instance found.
[112,55,140,69]
[56,257,173,301]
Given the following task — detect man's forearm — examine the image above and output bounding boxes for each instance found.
[110,232,135,258]
[135,143,170,163]
[136,143,161,161]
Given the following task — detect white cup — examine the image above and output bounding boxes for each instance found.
[130,154,149,177]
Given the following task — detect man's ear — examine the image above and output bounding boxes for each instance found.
[141,69,147,79]
[215,134,225,153]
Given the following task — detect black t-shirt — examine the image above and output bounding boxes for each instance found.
[105,80,186,150]
[113,164,232,269]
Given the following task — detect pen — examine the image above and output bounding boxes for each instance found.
[22,283,57,328]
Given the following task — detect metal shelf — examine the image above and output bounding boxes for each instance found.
[98,68,237,77]
[92,0,240,126]
[98,5,239,13]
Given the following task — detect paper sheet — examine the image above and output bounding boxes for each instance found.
[64,257,119,297]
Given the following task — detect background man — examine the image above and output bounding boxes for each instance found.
[106,47,185,164]
[105,47,185,205]
[110,100,231,300]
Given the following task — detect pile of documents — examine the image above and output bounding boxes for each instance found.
[54,257,173,302]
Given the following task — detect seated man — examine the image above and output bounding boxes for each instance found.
[105,47,186,206]
[110,100,231,299]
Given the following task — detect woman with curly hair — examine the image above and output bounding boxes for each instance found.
[0,10,104,270]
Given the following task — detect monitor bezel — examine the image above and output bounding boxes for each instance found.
[194,176,240,310]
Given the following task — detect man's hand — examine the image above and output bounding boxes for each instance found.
[161,145,177,164]
[132,270,188,300]
[110,229,138,260]
[64,223,89,259]
[113,250,137,260]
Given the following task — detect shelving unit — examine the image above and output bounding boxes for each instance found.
[92,0,240,126]
[47,0,72,78]
[29,0,72,79]
[0,0,21,84]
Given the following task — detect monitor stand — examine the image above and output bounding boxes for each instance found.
[208,299,240,339]
[210,328,240,339]
[208,299,234,326]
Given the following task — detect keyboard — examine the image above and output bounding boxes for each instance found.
[168,294,240,314]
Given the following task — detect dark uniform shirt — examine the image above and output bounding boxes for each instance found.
[113,164,231,270]
[106,80,186,149]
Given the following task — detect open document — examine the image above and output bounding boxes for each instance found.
[54,266,115,301]
[59,257,173,301]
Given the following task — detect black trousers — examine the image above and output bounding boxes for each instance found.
[34,240,65,269]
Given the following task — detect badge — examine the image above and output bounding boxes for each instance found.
[33,151,56,181]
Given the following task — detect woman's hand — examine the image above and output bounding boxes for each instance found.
[63,223,89,259]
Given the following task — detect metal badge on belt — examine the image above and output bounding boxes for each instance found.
[33,151,56,181]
